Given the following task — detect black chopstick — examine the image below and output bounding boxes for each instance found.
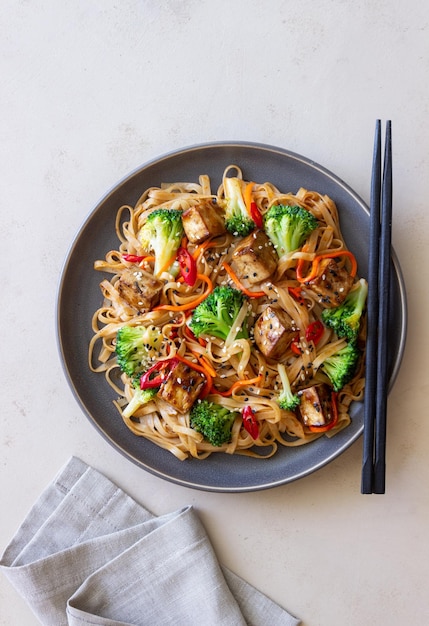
[361,120,392,494]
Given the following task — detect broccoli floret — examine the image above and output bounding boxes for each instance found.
[138,208,184,276]
[115,324,163,379]
[223,176,255,236]
[322,278,368,342]
[189,285,248,341]
[122,385,158,419]
[320,342,360,392]
[263,204,318,257]
[190,399,238,446]
[277,363,300,411]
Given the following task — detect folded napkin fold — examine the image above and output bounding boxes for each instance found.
[0,457,300,626]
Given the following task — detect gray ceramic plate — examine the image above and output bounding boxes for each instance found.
[56,142,407,492]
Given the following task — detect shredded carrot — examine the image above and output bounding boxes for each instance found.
[244,181,255,216]
[194,353,217,378]
[184,329,214,373]
[138,255,155,265]
[156,254,178,276]
[152,273,213,312]
[193,354,216,397]
[215,374,263,397]
[192,237,218,261]
[296,250,357,283]
[295,244,310,281]
[174,353,208,376]
[223,262,266,298]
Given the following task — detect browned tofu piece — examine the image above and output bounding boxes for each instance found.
[117,267,163,313]
[181,200,226,244]
[297,383,335,428]
[231,230,277,284]
[306,258,353,308]
[157,360,206,414]
[254,305,297,360]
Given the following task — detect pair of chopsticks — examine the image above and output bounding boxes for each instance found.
[361,120,392,494]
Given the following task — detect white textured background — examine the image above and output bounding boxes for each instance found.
[1,2,428,625]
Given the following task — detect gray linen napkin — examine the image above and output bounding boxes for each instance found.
[0,457,300,626]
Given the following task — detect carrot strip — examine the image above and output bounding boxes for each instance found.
[174,353,209,376]
[215,374,263,397]
[243,181,263,228]
[193,354,216,397]
[152,273,213,312]
[196,354,217,378]
[295,244,310,281]
[156,254,178,276]
[139,255,155,265]
[296,250,357,283]
[223,262,266,298]
[192,237,218,261]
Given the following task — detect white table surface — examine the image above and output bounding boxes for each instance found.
[1,2,428,625]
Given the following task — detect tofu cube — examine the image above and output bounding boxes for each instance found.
[231,230,278,284]
[181,200,226,244]
[306,258,354,308]
[117,267,163,312]
[297,384,335,428]
[157,361,206,414]
[254,305,297,360]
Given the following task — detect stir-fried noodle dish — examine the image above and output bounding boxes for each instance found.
[90,165,367,460]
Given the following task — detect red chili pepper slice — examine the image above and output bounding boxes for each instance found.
[291,320,324,355]
[184,324,206,346]
[249,202,263,229]
[140,358,178,389]
[242,405,259,440]
[291,334,302,355]
[177,248,197,286]
[305,320,324,344]
[122,254,146,263]
[307,391,339,433]
[288,286,306,306]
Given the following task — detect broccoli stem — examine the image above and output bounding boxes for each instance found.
[122,387,157,419]
[277,363,300,411]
